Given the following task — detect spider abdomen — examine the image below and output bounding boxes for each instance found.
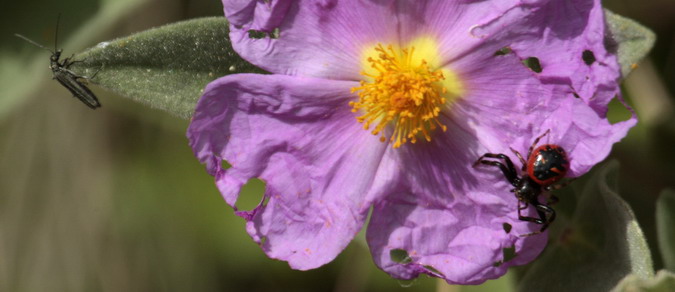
[527,144,569,186]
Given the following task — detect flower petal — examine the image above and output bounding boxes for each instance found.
[367,186,547,284]
[225,0,399,79]
[500,0,628,115]
[396,0,549,67]
[188,74,392,269]
[209,0,634,284]
[363,11,624,281]
[444,0,635,177]
[534,94,636,176]
[223,0,292,32]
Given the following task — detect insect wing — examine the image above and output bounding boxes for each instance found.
[53,71,101,109]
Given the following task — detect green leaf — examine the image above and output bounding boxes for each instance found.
[517,161,654,292]
[604,9,656,77]
[612,270,675,292]
[72,17,265,119]
[657,189,675,272]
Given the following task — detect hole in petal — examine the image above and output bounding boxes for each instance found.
[390,249,412,264]
[582,50,596,65]
[573,92,581,99]
[271,27,280,39]
[503,223,512,234]
[523,57,543,73]
[221,160,232,170]
[502,245,517,263]
[607,96,634,124]
[494,47,512,56]
[423,265,444,277]
[247,30,267,39]
[247,28,281,40]
[235,178,266,210]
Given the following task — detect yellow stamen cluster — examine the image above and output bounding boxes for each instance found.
[350,44,448,148]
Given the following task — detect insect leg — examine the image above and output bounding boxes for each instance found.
[88,65,103,79]
[60,67,97,81]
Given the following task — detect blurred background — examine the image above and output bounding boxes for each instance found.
[0,0,673,291]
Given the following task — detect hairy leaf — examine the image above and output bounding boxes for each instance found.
[72,17,264,119]
[657,190,675,272]
[612,270,675,292]
[604,9,657,77]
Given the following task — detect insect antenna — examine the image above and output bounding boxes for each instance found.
[54,13,61,52]
[14,33,53,53]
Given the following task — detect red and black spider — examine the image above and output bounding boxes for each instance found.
[474,130,574,236]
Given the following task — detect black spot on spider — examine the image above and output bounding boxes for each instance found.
[523,57,543,73]
[582,50,596,65]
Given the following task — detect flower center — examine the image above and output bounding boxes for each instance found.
[350,44,448,148]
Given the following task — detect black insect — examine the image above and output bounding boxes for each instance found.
[474,130,574,236]
[15,17,101,109]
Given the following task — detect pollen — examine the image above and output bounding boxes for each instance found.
[350,44,448,148]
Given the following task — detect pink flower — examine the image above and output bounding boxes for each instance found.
[188,0,635,284]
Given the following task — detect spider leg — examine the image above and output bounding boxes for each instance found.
[473,153,519,186]
[517,200,528,211]
[517,211,545,225]
[534,203,556,232]
[547,194,559,205]
[544,178,577,191]
[509,147,527,171]
[527,129,551,159]
[518,200,556,237]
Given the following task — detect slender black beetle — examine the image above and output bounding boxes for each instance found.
[15,16,101,109]
[474,130,574,236]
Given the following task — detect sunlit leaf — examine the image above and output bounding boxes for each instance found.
[72,17,264,119]
[604,9,656,77]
